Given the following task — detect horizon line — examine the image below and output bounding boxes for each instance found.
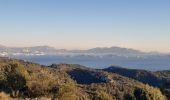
[0,44,169,54]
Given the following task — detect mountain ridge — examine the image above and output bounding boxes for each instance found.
[0,45,167,54]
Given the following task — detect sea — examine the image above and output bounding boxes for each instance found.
[14,55,170,71]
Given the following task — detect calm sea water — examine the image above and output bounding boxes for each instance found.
[15,55,170,71]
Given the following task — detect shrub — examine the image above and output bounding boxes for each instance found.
[54,84,77,100]
[93,90,113,100]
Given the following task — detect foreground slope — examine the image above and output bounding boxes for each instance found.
[104,66,170,99]
[0,57,166,100]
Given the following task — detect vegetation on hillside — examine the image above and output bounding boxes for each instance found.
[104,66,170,99]
[0,58,167,100]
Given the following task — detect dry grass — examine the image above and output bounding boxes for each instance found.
[0,92,12,100]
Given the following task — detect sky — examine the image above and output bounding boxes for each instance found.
[0,0,170,52]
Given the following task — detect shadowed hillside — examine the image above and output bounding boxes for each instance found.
[104,66,170,99]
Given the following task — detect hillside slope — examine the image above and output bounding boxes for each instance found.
[0,58,166,100]
[104,66,170,99]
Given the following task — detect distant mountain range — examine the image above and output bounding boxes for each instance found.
[0,45,58,56]
[1,45,170,71]
[0,45,166,57]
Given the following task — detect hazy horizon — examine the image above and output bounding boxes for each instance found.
[0,44,169,53]
[0,0,170,52]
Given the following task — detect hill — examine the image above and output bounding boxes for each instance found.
[0,57,166,100]
[103,66,170,99]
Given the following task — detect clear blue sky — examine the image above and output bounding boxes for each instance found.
[0,0,170,52]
